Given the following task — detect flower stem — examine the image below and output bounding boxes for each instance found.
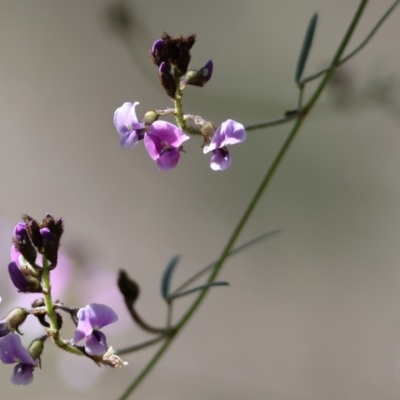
[117,1,372,398]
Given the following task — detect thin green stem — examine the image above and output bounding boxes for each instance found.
[116,334,167,356]
[300,0,398,85]
[117,2,371,398]
[42,256,83,355]
[245,113,298,132]
[41,256,58,331]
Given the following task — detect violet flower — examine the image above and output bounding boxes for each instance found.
[203,119,246,171]
[71,303,118,356]
[114,102,146,148]
[0,334,37,385]
[144,121,190,171]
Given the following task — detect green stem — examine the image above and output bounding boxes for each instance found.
[41,256,58,331]
[245,113,298,132]
[42,256,83,355]
[117,2,370,398]
[116,334,167,356]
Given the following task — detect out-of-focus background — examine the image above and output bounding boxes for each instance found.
[1,1,400,399]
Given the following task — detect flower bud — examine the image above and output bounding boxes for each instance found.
[182,60,213,88]
[118,270,140,305]
[142,111,159,126]
[13,221,37,267]
[1,307,29,336]
[8,262,42,293]
[150,39,165,66]
[158,62,177,99]
[28,336,46,362]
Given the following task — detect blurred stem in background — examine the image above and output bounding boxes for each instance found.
[115,1,399,398]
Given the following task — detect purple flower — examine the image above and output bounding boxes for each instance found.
[0,334,37,385]
[144,121,190,171]
[71,303,118,356]
[114,102,146,148]
[203,119,246,171]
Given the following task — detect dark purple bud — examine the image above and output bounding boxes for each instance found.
[158,62,177,99]
[181,60,213,88]
[39,228,53,243]
[14,222,27,242]
[150,39,165,66]
[8,262,42,293]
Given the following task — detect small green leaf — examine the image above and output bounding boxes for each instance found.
[161,255,180,300]
[295,13,318,83]
[168,281,229,300]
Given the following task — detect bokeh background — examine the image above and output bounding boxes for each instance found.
[1,1,400,399]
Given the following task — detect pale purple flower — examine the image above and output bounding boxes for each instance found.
[144,121,189,171]
[71,303,118,356]
[0,334,37,385]
[203,119,246,171]
[114,102,146,148]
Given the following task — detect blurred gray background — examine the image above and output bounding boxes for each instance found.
[1,0,400,399]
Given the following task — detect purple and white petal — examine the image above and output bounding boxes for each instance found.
[219,119,246,146]
[114,102,141,135]
[148,121,189,148]
[157,150,180,171]
[85,331,108,356]
[86,303,118,329]
[210,148,231,171]
[11,363,35,385]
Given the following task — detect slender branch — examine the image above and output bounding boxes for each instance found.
[124,301,166,334]
[245,113,298,131]
[116,334,166,356]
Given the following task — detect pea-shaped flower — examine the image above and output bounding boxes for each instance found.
[144,121,190,171]
[114,102,146,148]
[0,334,38,385]
[71,303,118,356]
[203,119,246,171]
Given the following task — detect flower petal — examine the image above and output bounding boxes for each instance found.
[209,148,231,171]
[148,121,189,148]
[157,149,180,171]
[8,262,29,292]
[11,363,34,385]
[219,119,246,146]
[85,330,108,356]
[0,334,36,365]
[113,102,140,135]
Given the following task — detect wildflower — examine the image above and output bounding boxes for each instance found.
[144,121,190,171]
[203,119,246,171]
[71,303,118,356]
[0,334,38,385]
[114,102,146,148]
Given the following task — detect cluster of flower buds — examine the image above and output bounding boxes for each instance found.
[0,215,126,385]
[113,32,246,171]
